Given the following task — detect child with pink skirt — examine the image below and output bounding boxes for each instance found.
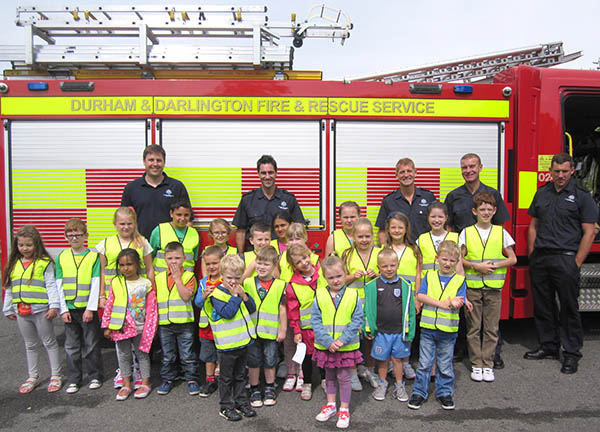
[312,256,363,429]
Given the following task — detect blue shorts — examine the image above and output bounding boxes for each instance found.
[371,333,411,361]
[247,338,279,368]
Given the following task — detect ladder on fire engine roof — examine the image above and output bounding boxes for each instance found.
[350,42,582,84]
[0,4,352,77]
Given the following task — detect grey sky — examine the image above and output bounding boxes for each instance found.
[0,0,597,80]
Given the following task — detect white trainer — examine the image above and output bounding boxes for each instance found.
[471,367,483,382]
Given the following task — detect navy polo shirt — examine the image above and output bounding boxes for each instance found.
[121,173,192,239]
[232,187,304,233]
[445,182,510,232]
[528,179,597,252]
[375,187,436,240]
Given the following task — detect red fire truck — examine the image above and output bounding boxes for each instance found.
[0,7,598,318]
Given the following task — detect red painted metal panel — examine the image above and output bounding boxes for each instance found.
[13,208,88,248]
[241,168,321,207]
[366,167,440,206]
[86,169,144,208]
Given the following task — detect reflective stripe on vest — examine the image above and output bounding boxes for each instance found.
[396,245,419,290]
[289,281,317,329]
[313,285,360,352]
[10,258,51,304]
[279,250,320,283]
[156,270,196,325]
[153,223,200,273]
[332,229,352,258]
[204,287,255,350]
[58,249,98,308]
[464,225,507,289]
[420,272,464,333]
[108,276,128,330]
[345,246,380,299]
[103,236,147,289]
[418,232,459,275]
[244,277,286,340]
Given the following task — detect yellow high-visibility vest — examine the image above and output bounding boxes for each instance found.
[10,258,51,304]
[153,223,199,273]
[244,277,286,340]
[420,271,464,333]
[464,225,507,289]
[58,249,98,308]
[313,285,360,352]
[204,287,256,350]
[156,270,197,325]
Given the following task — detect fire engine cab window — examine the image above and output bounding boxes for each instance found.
[564,94,600,238]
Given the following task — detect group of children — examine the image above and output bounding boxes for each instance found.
[2,190,516,428]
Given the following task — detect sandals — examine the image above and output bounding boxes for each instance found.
[47,376,62,393]
[116,386,132,401]
[19,377,40,394]
[134,384,151,399]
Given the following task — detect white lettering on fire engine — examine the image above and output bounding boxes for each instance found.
[71,98,137,112]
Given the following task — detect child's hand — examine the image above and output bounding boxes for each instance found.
[6,314,16,321]
[99,297,106,309]
[465,298,474,312]
[328,340,343,353]
[203,285,215,299]
[61,312,72,323]
[45,308,58,320]
[364,332,374,340]
[475,261,496,275]
[353,270,364,279]
[294,333,302,344]
[450,296,464,309]
[82,310,94,323]
[103,329,112,339]
[366,269,377,278]
[168,262,182,279]
[276,328,287,343]
[414,300,422,314]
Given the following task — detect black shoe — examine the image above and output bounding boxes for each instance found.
[493,353,505,369]
[235,404,257,418]
[524,348,559,360]
[407,394,425,410]
[560,357,578,374]
[437,395,455,410]
[263,385,277,406]
[219,408,242,422]
[199,380,218,398]
[453,348,466,362]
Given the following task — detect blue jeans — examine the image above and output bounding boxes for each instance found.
[412,328,457,399]
[159,323,200,382]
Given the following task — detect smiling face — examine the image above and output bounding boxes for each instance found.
[472,202,497,225]
[65,230,87,250]
[396,163,416,188]
[460,156,483,184]
[258,163,277,190]
[250,230,271,250]
[273,217,291,241]
[387,218,406,244]
[290,252,313,276]
[209,222,230,246]
[428,208,447,233]
[255,259,276,280]
[354,223,373,251]
[114,213,135,240]
[378,255,399,281]
[204,253,221,280]
[143,151,165,178]
[170,206,191,230]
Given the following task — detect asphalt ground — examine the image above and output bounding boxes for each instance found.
[1,314,599,432]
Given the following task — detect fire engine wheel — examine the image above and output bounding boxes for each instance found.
[293,38,303,48]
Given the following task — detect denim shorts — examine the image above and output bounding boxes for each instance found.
[247,338,279,368]
[199,337,217,363]
[371,332,411,361]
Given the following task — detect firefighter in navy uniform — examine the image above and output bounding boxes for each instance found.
[524,152,597,374]
[233,155,304,252]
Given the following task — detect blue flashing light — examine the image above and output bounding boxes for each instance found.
[28,82,48,91]
[453,85,473,94]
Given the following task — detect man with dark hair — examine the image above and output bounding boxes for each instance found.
[233,154,304,251]
[122,145,192,239]
[524,152,597,374]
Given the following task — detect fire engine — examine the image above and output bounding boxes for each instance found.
[0,5,599,319]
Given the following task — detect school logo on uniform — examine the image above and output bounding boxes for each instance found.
[566,194,575,203]
[279,201,288,210]
[419,198,428,207]
[374,345,383,355]
[394,288,401,297]
[163,189,174,198]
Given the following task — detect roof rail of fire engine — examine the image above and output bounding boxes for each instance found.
[0,4,352,73]
[350,42,582,83]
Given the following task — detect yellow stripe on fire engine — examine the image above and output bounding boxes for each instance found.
[518,171,538,210]
[86,208,119,246]
[167,168,242,207]
[336,167,367,207]
[2,96,509,119]
[12,169,86,208]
